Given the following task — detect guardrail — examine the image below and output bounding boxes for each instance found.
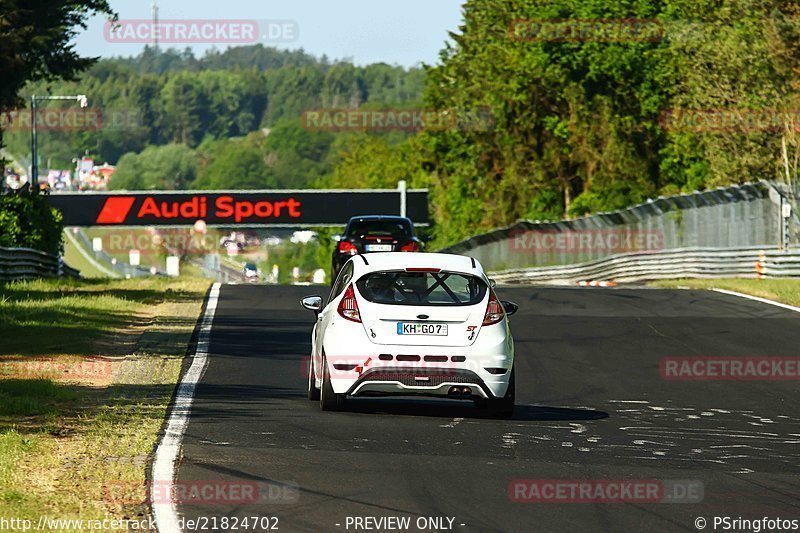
[440,181,797,272]
[68,228,164,278]
[0,247,80,281]
[490,247,800,285]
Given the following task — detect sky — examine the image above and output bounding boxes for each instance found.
[74,0,466,67]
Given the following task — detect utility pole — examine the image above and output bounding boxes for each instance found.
[152,0,159,51]
[30,96,37,190]
[30,95,88,190]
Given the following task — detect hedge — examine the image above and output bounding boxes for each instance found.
[0,194,64,255]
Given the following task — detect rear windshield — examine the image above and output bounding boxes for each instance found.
[356,271,487,306]
[347,220,412,239]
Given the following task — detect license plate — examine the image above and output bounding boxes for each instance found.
[365,244,393,252]
[396,322,448,336]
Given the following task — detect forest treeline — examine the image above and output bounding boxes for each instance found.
[8,0,800,246]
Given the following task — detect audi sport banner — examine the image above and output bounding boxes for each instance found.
[47,190,429,227]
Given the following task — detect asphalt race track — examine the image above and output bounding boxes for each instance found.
[176,285,800,532]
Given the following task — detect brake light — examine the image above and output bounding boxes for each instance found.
[482,290,504,326]
[338,241,358,255]
[405,267,440,273]
[337,284,362,323]
[400,241,420,252]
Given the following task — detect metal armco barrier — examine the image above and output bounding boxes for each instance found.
[0,247,79,281]
[69,228,162,278]
[441,181,798,272]
[490,247,800,285]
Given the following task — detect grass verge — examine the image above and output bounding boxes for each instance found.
[650,278,800,307]
[62,230,116,279]
[0,276,211,530]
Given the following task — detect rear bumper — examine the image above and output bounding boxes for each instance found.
[325,355,512,399]
[347,368,494,399]
[320,315,514,399]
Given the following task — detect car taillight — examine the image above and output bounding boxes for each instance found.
[337,284,362,323]
[400,242,419,252]
[338,241,358,255]
[482,290,504,326]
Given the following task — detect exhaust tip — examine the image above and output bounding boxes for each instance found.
[448,386,473,398]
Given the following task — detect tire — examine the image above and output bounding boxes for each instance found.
[477,367,515,419]
[320,355,346,411]
[307,357,320,401]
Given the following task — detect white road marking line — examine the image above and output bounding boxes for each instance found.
[502,433,519,448]
[151,282,221,533]
[633,439,677,447]
[440,417,464,428]
[712,288,800,314]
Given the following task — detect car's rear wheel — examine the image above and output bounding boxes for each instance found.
[476,367,515,418]
[320,354,346,411]
[307,357,320,400]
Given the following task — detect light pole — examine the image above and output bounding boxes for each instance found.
[30,94,87,190]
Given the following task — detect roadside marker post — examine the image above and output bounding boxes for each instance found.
[398,180,407,218]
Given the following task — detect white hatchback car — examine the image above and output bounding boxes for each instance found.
[301,252,518,417]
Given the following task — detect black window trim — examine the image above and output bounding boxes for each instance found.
[355,269,488,307]
[329,261,354,302]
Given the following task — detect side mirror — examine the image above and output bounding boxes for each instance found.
[331,234,342,242]
[419,234,431,243]
[500,300,518,316]
[301,295,323,313]
[489,278,497,288]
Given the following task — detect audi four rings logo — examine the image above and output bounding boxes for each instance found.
[94,195,302,224]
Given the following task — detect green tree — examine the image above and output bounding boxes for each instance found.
[0,194,63,253]
[109,143,198,190]
[320,134,430,190]
[194,133,276,190]
[661,0,800,189]
[0,0,115,155]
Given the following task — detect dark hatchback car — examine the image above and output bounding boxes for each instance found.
[331,215,423,280]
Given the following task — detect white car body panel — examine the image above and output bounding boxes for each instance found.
[308,252,515,400]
